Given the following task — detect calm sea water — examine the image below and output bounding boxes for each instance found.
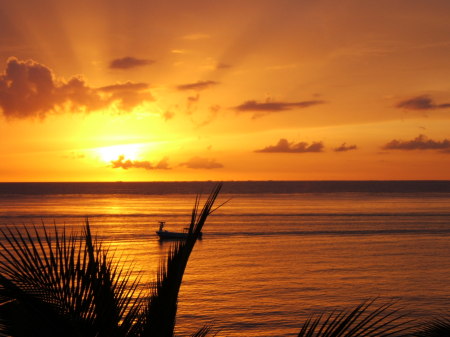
[1,181,450,336]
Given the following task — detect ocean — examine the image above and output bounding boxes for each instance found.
[1,181,450,336]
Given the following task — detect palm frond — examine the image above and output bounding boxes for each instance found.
[0,225,83,336]
[141,183,222,337]
[412,317,450,337]
[190,325,215,337]
[0,220,142,337]
[297,299,411,337]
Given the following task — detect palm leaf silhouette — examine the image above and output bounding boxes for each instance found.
[412,317,450,337]
[0,221,142,337]
[297,299,411,337]
[141,183,222,337]
[0,183,223,337]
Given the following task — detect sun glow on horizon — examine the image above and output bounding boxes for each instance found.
[95,144,144,162]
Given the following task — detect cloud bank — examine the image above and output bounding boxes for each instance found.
[383,135,450,152]
[109,57,154,69]
[234,99,325,118]
[0,57,153,119]
[334,143,358,152]
[180,157,224,169]
[176,81,219,91]
[111,155,170,170]
[255,138,324,153]
[396,95,450,111]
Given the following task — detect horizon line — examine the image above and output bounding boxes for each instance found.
[1,180,450,183]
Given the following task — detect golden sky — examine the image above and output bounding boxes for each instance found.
[1,0,450,181]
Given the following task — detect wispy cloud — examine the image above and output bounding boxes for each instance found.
[182,93,200,116]
[195,105,221,128]
[63,152,86,159]
[187,93,200,104]
[163,110,175,121]
[109,57,154,70]
[234,99,325,118]
[334,143,358,152]
[180,157,224,169]
[255,138,324,153]
[111,155,170,170]
[383,134,450,152]
[176,80,219,91]
[99,82,149,92]
[216,63,231,70]
[396,95,450,111]
[171,49,189,54]
[0,57,153,119]
[98,82,153,110]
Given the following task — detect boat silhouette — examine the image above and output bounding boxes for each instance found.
[156,221,203,240]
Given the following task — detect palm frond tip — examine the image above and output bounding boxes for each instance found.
[297,299,411,337]
[412,317,450,337]
[142,183,223,337]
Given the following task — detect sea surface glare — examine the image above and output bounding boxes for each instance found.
[1,181,450,336]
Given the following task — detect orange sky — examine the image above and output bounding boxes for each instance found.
[1,0,450,181]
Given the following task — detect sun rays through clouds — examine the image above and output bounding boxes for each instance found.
[1,0,450,180]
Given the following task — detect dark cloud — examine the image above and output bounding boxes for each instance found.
[0,57,153,119]
[180,157,224,169]
[396,95,450,111]
[235,100,324,112]
[111,155,170,170]
[255,138,324,153]
[187,94,200,103]
[99,82,149,92]
[334,143,358,152]
[383,134,450,152]
[109,57,154,70]
[234,99,325,118]
[0,57,102,119]
[176,80,219,91]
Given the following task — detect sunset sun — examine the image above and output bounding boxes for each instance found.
[96,144,143,163]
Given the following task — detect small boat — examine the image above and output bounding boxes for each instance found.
[156,221,202,240]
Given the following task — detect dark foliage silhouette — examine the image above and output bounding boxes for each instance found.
[0,183,222,337]
[412,317,450,337]
[296,299,412,337]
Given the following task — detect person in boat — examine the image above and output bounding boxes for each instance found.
[159,221,165,231]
